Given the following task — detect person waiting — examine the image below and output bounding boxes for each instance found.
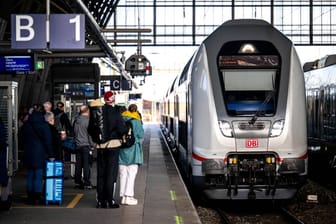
[119,104,144,205]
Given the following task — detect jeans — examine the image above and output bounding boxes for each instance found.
[26,168,44,193]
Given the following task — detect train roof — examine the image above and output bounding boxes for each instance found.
[223,19,271,26]
[303,54,336,72]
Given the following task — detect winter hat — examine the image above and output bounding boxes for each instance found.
[104,91,115,103]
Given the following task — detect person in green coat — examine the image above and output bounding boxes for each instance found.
[119,104,144,205]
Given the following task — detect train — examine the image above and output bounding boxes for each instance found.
[160,19,308,200]
[304,55,336,181]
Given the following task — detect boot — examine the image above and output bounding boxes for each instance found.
[96,200,107,208]
[107,199,120,208]
[26,192,35,205]
[34,192,44,205]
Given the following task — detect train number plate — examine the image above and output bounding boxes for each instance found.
[245,139,258,148]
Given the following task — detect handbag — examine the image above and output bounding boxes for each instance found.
[62,137,76,153]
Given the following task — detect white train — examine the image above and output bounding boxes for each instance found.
[304,55,336,147]
[160,19,307,200]
[304,55,336,178]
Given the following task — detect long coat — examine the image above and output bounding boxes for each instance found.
[21,111,54,169]
[119,113,144,165]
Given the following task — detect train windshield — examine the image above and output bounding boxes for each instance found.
[218,41,280,116]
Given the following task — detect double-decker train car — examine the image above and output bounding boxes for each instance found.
[160,19,307,200]
[304,55,336,180]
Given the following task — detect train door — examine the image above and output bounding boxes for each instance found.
[0,81,18,209]
[331,85,336,142]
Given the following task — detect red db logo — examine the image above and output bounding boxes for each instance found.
[246,139,258,148]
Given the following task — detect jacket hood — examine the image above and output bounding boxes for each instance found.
[122,111,141,121]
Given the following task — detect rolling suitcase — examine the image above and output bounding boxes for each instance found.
[45,161,63,205]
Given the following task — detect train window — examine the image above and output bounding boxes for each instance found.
[170,77,178,93]
[221,69,277,116]
[225,90,275,116]
[179,58,192,85]
[223,69,275,91]
[218,40,280,117]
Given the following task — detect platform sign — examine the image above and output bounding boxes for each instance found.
[11,14,46,49]
[49,14,85,49]
[11,14,85,49]
[110,76,132,91]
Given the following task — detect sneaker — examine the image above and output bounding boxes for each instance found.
[125,197,138,205]
[121,196,126,205]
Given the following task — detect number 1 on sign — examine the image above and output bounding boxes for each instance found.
[69,15,81,41]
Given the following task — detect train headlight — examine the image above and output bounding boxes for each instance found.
[228,157,238,165]
[270,120,285,137]
[266,156,275,164]
[239,43,258,53]
[219,120,233,137]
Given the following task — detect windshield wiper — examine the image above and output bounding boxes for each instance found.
[249,92,274,125]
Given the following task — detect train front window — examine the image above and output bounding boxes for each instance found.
[224,69,276,91]
[223,69,276,116]
[217,41,280,117]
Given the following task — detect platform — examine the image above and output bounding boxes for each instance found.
[0,123,201,224]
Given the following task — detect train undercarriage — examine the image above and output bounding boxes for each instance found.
[200,153,306,200]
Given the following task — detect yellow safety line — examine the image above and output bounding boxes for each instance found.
[66,193,83,208]
[175,216,184,224]
[170,190,177,201]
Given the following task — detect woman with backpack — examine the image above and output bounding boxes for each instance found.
[119,104,144,205]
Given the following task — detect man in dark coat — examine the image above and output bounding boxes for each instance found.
[53,101,72,135]
[21,104,55,204]
[44,111,62,161]
[89,91,127,208]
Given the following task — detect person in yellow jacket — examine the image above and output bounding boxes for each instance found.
[119,104,144,205]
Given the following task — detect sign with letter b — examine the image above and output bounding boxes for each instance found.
[11,14,85,49]
[11,14,46,49]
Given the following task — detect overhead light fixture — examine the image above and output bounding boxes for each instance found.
[239,43,257,54]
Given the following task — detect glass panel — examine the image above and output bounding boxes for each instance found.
[223,69,276,91]
[110,0,336,46]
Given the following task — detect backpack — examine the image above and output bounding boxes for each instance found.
[88,105,105,144]
[54,112,64,132]
[120,118,135,148]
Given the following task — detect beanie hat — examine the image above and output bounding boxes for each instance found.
[104,91,115,103]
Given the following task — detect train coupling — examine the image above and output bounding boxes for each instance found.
[248,188,256,200]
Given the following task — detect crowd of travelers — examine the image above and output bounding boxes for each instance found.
[16,90,144,208]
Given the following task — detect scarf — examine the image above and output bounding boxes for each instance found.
[122,110,141,121]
